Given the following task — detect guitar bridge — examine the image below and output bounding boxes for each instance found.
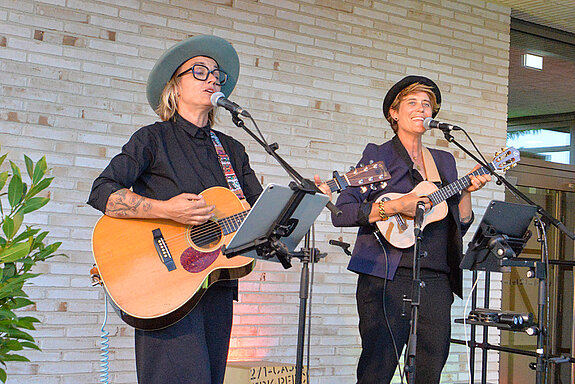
[381,196,408,231]
[152,228,176,271]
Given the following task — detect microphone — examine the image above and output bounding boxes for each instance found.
[210,92,250,117]
[423,117,461,132]
[414,201,425,235]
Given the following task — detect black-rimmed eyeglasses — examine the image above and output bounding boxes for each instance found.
[177,64,228,86]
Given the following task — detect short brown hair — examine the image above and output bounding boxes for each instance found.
[386,83,440,133]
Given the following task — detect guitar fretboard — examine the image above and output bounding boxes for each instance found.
[428,167,490,206]
[325,179,340,193]
[217,210,250,235]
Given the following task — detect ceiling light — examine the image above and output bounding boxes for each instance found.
[522,53,543,70]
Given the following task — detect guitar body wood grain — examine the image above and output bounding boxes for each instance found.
[91,187,255,330]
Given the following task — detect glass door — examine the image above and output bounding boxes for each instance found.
[500,158,575,384]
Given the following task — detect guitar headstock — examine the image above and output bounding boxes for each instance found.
[346,161,390,187]
[492,147,520,171]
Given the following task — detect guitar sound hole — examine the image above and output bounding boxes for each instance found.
[189,220,222,249]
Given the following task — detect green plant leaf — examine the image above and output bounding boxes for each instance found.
[20,341,40,351]
[1,327,35,342]
[23,156,33,182]
[0,153,7,168]
[0,309,16,320]
[3,340,23,351]
[32,157,47,185]
[11,211,24,240]
[15,316,38,330]
[26,177,53,199]
[0,367,6,383]
[11,227,39,244]
[20,197,49,215]
[8,161,21,179]
[1,218,14,240]
[11,298,34,310]
[0,172,8,192]
[7,173,23,208]
[0,242,30,263]
[31,242,61,262]
[0,353,30,362]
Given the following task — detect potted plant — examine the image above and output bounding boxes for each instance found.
[0,147,63,382]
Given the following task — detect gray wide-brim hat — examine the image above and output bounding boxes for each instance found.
[146,35,240,112]
[382,75,442,120]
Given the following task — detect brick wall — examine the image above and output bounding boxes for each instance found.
[0,0,510,383]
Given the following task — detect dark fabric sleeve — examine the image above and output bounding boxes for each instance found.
[87,129,155,214]
[331,145,375,227]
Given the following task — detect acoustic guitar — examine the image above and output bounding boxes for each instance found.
[91,162,390,330]
[375,147,520,249]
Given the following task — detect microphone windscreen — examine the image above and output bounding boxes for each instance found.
[423,117,434,130]
[210,91,225,107]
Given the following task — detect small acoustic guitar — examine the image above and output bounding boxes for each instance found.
[375,147,520,249]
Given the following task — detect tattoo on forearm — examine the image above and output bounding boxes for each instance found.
[106,189,151,217]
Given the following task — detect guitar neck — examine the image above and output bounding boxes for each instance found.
[326,178,346,193]
[217,210,250,235]
[428,166,490,206]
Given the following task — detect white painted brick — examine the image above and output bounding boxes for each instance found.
[0,1,513,382]
[119,8,166,26]
[9,11,64,30]
[89,15,139,33]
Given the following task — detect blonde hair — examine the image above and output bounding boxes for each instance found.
[387,83,440,133]
[154,74,215,126]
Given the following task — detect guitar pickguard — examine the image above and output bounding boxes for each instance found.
[180,247,220,273]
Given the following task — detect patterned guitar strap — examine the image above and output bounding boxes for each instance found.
[210,131,246,200]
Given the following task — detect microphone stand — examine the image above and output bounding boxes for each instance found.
[404,202,426,383]
[229,112,339,384]
[440,128,575,384]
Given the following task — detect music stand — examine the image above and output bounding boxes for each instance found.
[223,182,330,267]
[459,200,539,384]
[461,200,537,272]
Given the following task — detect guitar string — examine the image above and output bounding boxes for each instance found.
[149,210,250,249]
[144,165,387,248]
[428,168,486,205]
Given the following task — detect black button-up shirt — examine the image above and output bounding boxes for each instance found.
[88,114,262,212]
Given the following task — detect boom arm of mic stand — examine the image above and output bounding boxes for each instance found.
[231,113,342,217]
[441,131,575,240]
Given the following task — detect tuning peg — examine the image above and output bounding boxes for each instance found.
[380,182,387,189]
[369,160,374,164]
[360,186,368,193]
[349,166,355,171]
[370,184,378,190]
[358,163,364,168]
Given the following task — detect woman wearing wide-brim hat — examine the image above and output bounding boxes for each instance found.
[332,76,489,383]
[88,35,263,384]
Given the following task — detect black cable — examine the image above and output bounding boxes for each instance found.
[374,229,405,384]
[457,127,489,164]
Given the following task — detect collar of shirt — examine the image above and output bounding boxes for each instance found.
[174,113,211,139]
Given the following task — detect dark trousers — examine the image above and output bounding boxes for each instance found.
[356,269,453,384]
[135,285,234,384]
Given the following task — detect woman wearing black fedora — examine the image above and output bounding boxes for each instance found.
[331,76,490,383]
[87,35,262,384]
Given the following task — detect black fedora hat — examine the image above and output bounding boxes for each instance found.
[146,35,240,112]
[382,75,441,119]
